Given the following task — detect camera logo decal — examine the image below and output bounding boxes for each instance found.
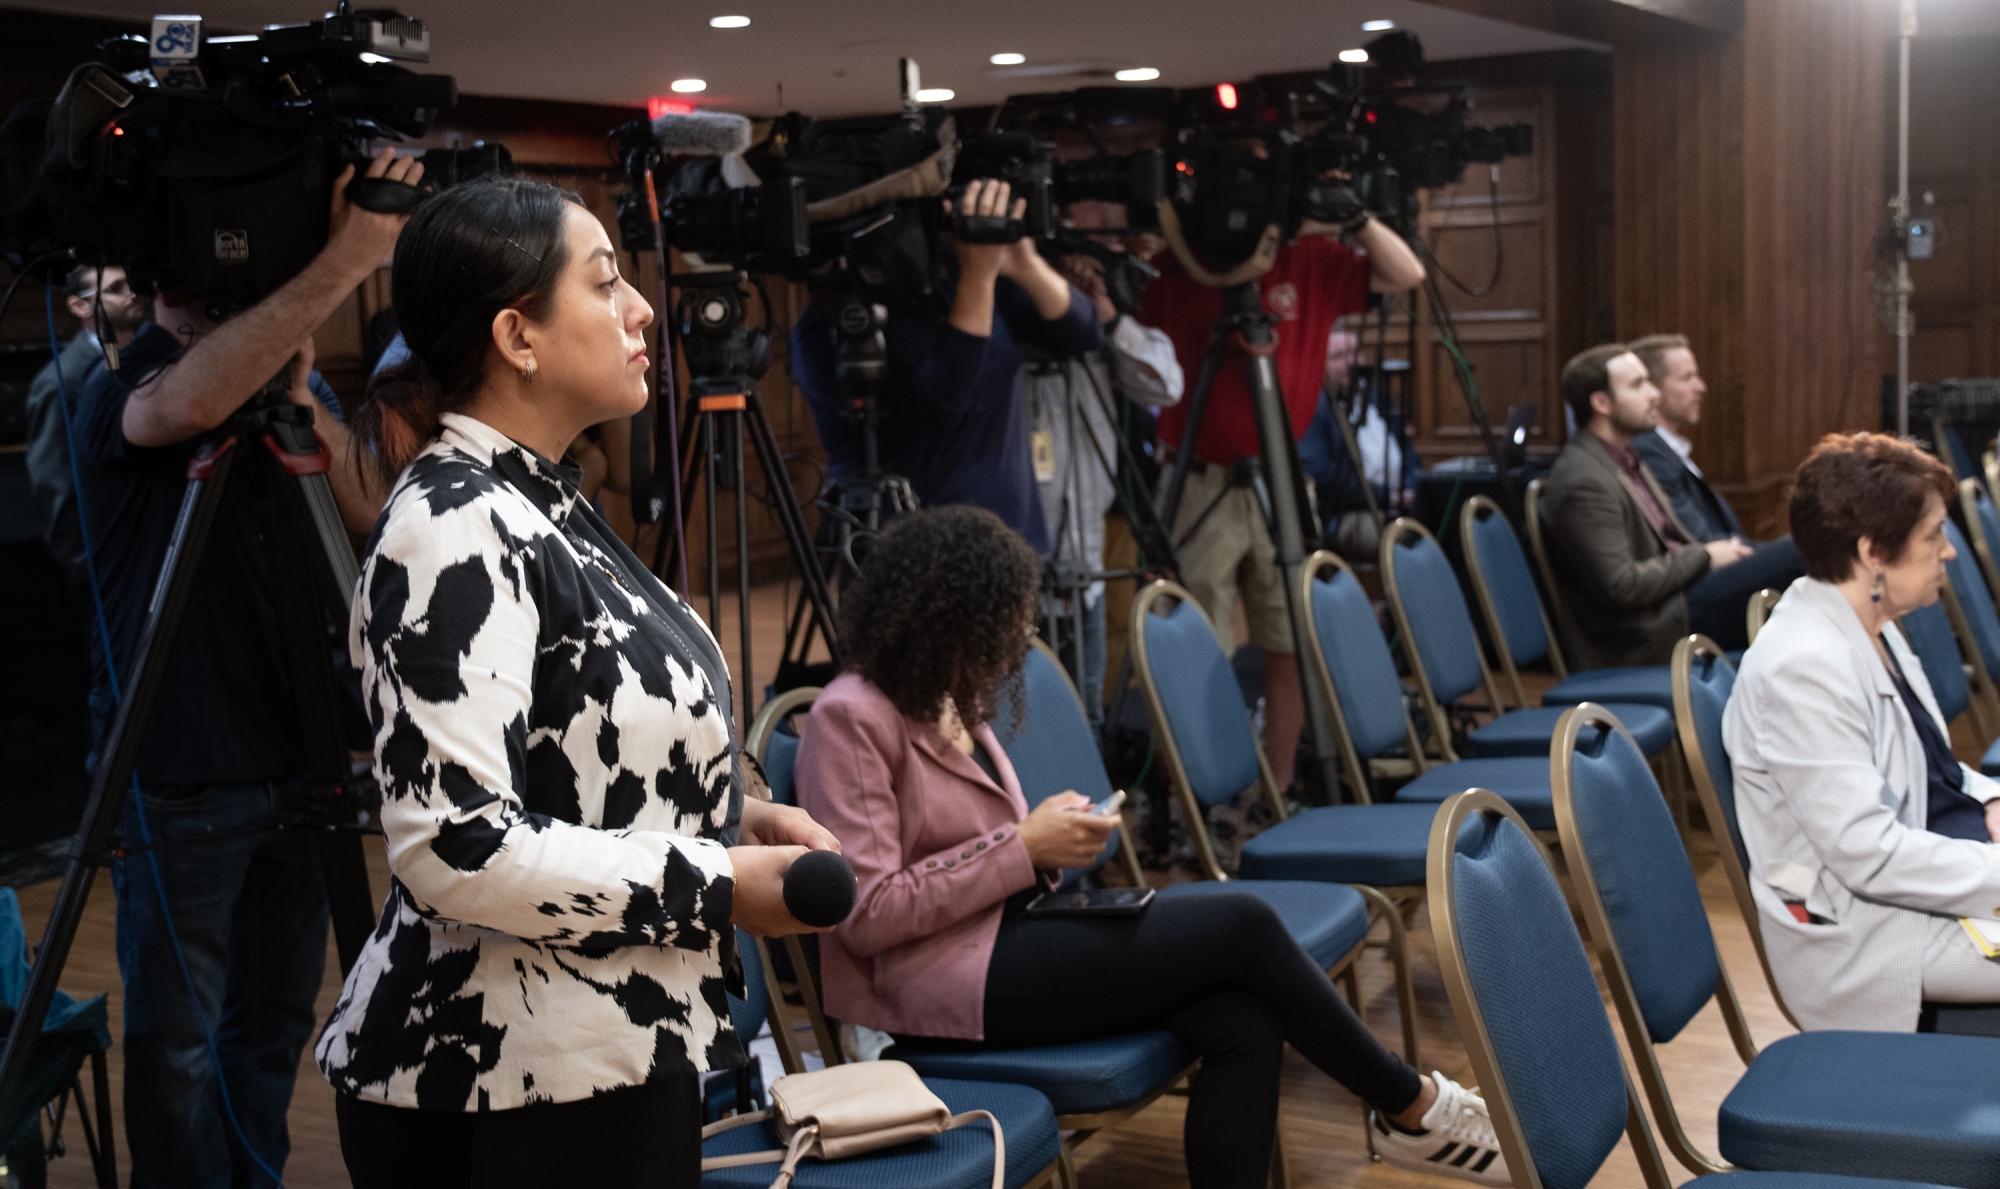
[150,16,207,92]
[215,230,249,266]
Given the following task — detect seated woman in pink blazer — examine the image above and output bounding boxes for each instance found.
[794,506,1503,1189]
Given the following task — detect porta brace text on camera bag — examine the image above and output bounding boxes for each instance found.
[700,1059,1005,1189]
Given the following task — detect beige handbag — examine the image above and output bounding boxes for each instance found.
[700,1060,1005,1189]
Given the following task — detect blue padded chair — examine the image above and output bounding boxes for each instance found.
[1427,789,1958,1189]
[0,888,116,1189]
[1553,703,2000,1182]
[1674,635,2000,1041]
[1300,550,1559,830]
[746,687,821,805]
[1902,601,1974,725]
[1940,519,2000,740]
[1380,517,1678,761]
[1459,494,1678,712]
[1132,579,1439,1064]
[706,931,1064,1189]
[1958,479,2000,626]
[1938,421,1981,486]
[998,640,1374,973]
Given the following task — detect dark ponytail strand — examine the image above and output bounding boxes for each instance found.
[352,176,585,482]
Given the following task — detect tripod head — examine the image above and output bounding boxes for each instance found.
[676,270,771,398]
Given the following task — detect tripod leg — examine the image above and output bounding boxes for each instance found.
[731,410,754,729]
[0,438,241,1119]
[742,387,843,668]
[703,415,721,629]
[1159,331,1229,531]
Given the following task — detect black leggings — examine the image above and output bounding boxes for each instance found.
[910,892,1422,1189]
[334,1075,701,1188]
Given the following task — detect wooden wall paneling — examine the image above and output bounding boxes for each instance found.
[1898,35,2000,384]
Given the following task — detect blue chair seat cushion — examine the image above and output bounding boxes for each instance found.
[1540,666,1675,710]
[1981,734,2000,778]
[1237,803,1442,888]
[891,1032,1189,1116]
[1465,703,1675,759]
[1153,881,1370,970]
[1717,1031,2000,1183]
[1388,756,1555,830]
[703,1075,1060,1189]
[1688,1168,1968,1176]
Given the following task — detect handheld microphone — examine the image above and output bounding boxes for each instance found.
[649,110,753,157]
[782,849,858,928]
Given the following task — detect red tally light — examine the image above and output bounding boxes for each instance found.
[1365,111,1377,124]
[111,125,125,136]
[1215,82,1238,110]
[648,96,696,119]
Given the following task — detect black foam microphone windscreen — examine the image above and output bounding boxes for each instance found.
[649,110,753,157]
[782,849,858,928]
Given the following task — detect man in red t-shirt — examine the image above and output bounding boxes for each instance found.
[1139,217,1424,792]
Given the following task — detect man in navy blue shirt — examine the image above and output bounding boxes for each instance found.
[792,178,1104,554]
[67,147,416,1188]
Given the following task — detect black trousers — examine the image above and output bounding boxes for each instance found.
[907,891,1422,1189]
[1686,535,1806,650]
[334,1075,702,1189]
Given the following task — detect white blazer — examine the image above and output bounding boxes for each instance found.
[1723,577,2000,1031]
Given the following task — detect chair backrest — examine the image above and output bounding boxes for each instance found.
[1900,601,1972,724]
[1671,635,1798,1030]
[1959,478,2000,622]
[1555,703,1760,1176]
[1429,791,1658,1189]
[1382,518,1491,706]
[1132,580,1281,882]
[1300,551,1422,796]
[1744,587,1780,644]
[994,640,1122,879]
[749,687,821,805]
[1524,478,1581,660]
[1943,518,2000,680]
[1937,421,1980,485]
[1461,495,1565,705]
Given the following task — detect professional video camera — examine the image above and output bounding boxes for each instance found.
[2,4,497,308]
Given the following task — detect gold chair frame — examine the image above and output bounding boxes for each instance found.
[1459,494,1576,710]
[1670,635,1801,1030]
[1745,588,1781,645]
[1428,789,1726,1189]
[1130,578,1420,1066]
[1551,703,1764,1176]
[744,685,822,796]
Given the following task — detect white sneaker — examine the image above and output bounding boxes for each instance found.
[1369,1071,1510,1186]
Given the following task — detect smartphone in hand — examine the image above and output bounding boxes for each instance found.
[1090,790,1127,817]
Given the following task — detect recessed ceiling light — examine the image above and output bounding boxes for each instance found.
[358,51,392,64]
[1338,49,1369,63]
[989,52,1026,65]
[671,78,708,92]
[1114,67,1160,82]
[915,87,955,102]
[1362,19,1395,31]
[709,14,750,27]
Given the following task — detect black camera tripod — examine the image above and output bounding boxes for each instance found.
[0,381,381,1122]
[1156,280,1347,802]
[654,270,843,729]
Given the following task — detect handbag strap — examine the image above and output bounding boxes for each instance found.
[698,1110,1006,1189]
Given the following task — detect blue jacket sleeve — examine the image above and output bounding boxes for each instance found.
[892,305,990,420]
[1002,279,1105,359]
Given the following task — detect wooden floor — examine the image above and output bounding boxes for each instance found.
[10,581,1856,1188]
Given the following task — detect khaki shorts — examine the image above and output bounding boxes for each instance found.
[1169,463,1295,654]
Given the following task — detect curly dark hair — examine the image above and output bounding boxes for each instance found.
[1791,432,1956,582]
[840,506,1043,728]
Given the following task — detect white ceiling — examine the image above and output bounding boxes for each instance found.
[1912,0,2000,37]
[31,0,1602,116]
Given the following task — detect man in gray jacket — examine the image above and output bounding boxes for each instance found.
[1540,343,1751,669]
[25,263,150,590]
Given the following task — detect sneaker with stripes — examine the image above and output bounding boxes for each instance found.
[1369,1071,1509,1186]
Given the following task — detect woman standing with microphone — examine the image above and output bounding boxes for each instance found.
[315,176,836,1186]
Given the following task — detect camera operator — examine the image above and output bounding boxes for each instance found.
[1139,191,1424,795]
[1029,200,1184,724]
[792,178,1105,553]
[1298,326,1421,562]
[26,264,151,593]
[64,147,412,1187]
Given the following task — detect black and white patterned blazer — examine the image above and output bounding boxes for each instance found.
[315,413,745,1111]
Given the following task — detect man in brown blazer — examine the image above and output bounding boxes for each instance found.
[1541,343,1752,669]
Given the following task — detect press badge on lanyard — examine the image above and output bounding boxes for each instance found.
[1032,430,1056,483]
